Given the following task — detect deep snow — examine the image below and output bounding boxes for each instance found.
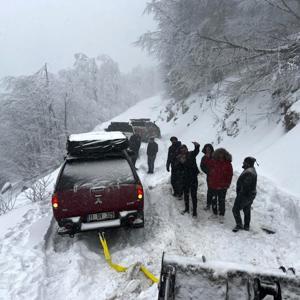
[1,93,300,299]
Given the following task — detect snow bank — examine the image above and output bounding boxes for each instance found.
[1,91,300,300]
[95,95,166,132]
[0,204,30,238]
[258,123,300,197]
[290,100,300,114]
[109,92,300,198]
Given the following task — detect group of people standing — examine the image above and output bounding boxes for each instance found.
[129,133,158,174]
[166,136,258,232]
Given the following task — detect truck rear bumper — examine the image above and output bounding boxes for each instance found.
[81,219,121,231]
[57,210,144,235]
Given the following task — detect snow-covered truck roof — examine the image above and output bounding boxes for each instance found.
[68,131,126,142]
[67,131,129,157]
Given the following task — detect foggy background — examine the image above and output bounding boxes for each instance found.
[1,0,300,192]
[0,0,156,78]
[0,0,161,185]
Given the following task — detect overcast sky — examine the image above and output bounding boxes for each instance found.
[0,0,156,79]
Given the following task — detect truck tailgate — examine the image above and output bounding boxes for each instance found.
[56,184,139,218]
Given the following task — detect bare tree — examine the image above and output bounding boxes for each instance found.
[0,190,17,215]
[0,53,160,184]
[24,176,52,203]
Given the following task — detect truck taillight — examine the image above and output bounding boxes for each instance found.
[52,193,59,209]
[137,185,143,201]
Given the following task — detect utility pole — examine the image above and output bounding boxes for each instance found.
[44,63,49,87]
[64,93,68,137]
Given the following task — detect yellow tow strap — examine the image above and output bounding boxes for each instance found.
[98,232,159,283]
[140,265,159,283]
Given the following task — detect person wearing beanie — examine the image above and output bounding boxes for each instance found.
[232,157,258,232]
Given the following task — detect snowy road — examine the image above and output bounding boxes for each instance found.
[1,141,300,299]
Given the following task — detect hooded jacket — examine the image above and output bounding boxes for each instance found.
[129,134,141,153]
[235,166,257,208]
[166,141,182,170]
[175,144,200,181]
[200,144,214,175]
[206,148,233,190]
[147,140,158,156]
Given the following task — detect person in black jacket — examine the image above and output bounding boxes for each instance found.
[200,144,214,210]
[129,133,142,167]
[232,157,257,232]
[176,142,200,217]
[147,137,158,174]
[166,137,182,196]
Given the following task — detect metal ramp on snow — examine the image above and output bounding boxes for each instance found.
[158,253,300,300]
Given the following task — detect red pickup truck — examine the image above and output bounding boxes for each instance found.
[52,149,144,236]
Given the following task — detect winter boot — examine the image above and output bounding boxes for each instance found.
[212,206,218,215]
[244,225,250,231]
[209,213,218,220]
[219,215,225,224]
[181,207,189,215]
[232,225,243,232]
[181,209,189,215]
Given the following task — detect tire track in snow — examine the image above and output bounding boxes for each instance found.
[2,138,300,299]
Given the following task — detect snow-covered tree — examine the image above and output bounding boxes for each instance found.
[0,54,161,184]
[138,0,300,100]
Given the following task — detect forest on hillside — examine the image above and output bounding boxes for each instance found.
[138,0,300,104]
[2,0,300,187]
[0,54,160,185]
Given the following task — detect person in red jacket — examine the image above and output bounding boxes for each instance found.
[207,148,233,221]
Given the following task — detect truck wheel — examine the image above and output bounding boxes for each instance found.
[133,213,144,228]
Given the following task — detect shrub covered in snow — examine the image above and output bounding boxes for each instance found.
[0,190,16,215]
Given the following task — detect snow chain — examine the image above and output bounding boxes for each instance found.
[98,232,159,284]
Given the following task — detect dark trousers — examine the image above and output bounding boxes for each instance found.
[148,155,156,173]
[207,187,213,208]
[171,168,176,193]
[184,178,198,214]
[176,171,184,197]
[232,201,252,227]
[212,189,227,216]
[171,167,181,195]
[131,154,138,166]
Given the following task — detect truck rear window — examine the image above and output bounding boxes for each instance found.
[57,158,135,190]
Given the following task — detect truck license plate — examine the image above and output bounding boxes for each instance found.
[87,212,115,222]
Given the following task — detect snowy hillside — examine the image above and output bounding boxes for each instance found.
[98,85,300,197]
[1,92,300,300]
